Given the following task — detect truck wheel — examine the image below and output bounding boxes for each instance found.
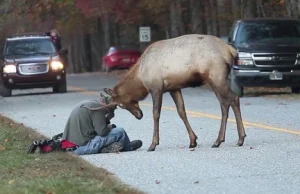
[0,83,12,97]
[53,79,67,93]
[291,87,300,94]
[229,71,243,97]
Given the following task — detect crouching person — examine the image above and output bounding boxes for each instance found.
[61,94,143,155]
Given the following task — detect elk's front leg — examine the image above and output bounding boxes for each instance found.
[148,90,163,152]
[169,90,198,148]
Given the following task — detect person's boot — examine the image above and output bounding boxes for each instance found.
[130,140,143,151]
[100,142,123,153]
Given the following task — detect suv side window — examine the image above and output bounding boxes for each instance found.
[228,22,238,43]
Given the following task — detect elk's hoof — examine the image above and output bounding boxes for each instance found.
[211,141,222,148]
[211,144,220,148]
[189,142,197,148]
[147,146,156,152]
[236,141,244,146]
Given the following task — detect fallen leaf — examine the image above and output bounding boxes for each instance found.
[279,102,287,105]
[249,147,253,149]
[244,102,251,105]
[0,145,5,151]
[53,115,56,117]
[194,181,199,184]
[155,180,160,184]
[8,180,15,184]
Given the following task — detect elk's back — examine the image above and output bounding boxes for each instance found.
[138,34,236,90]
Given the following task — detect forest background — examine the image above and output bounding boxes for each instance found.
[0,0,298,73]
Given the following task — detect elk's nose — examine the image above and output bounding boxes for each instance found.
[135,110,143,120]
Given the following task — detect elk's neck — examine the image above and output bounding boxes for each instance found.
[115,65,149,101]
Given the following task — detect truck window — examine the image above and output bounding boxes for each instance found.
[235,22,300,47]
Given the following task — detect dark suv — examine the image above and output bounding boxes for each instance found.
[227,18,300,96]
[0,33,68,97]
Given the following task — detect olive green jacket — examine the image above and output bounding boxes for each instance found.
[61,100,115,146]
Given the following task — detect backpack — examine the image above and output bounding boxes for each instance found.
[27,133,65,154]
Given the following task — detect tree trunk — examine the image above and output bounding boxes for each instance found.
[170,0,185,38]
[217,0,231,37]
[210,0,220,36]
[285,0,300,18]
[102,13,111,51]
[242,0,257,18]
[204,0,213,35]
[190,0,206,34]
[232,0,242,20]
[83,34,93,72]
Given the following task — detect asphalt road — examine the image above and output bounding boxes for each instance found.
[1,73,300,194]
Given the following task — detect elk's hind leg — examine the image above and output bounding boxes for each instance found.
[170,90,198,148]
[209,75,246,148]
[210,85,230,148]
[228,90,246,146]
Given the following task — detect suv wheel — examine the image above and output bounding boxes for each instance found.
[53,79,67,93]
[291,87,300,94]
[229,70,243,97]
[0,83,12,97]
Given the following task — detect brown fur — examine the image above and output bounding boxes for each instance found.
[104,34,246,152]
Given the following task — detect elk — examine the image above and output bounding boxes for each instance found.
[103,34,246,151]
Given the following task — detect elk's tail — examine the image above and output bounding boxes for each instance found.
[227,44,238,59]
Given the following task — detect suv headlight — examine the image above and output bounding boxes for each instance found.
[50,61,64,70]
[3,64,17,73]
[238,52,252,58]
[237,52,253,65]
[237,59,254,65]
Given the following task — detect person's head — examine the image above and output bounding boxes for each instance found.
[103,88,143,120]
[50,29,59,37]
[99,92,113,105]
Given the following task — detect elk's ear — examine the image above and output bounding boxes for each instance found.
[103,88,117,97]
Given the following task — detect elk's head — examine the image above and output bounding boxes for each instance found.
[104,88,143,120]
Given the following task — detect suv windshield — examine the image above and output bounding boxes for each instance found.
[4,38,57,56]
[236,21,300,47]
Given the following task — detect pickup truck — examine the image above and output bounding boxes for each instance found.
[226,18,300,97]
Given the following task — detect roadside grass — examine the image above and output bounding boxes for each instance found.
[0,115,144,194]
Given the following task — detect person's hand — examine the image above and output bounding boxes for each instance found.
[107,124,117,130]
[106,111,115,120]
